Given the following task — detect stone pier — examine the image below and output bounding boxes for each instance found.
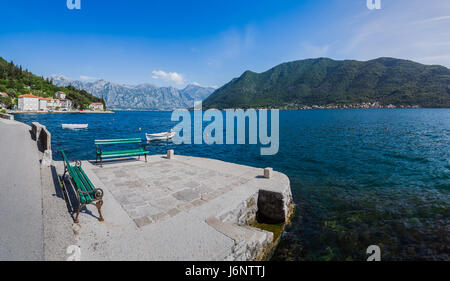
[57,154,293,260]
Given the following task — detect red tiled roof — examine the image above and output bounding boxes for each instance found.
[18,94,38,98]
[91,102,103,105]
[0,92,8,97]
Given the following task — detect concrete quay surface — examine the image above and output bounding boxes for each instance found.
[0,118,44,260]
[58,155,293,261]
[0,116,293,260]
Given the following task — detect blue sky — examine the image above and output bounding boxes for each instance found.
[0,0,449,88]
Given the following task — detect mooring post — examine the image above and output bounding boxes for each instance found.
[264,167,273,179]
[167,149,174,159]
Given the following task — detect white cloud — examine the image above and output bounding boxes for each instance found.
[151,70,185,85]
[80,75,99,81]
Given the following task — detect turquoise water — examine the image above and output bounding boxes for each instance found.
[13,109,450,260]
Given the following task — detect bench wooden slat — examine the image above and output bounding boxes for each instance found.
[101,148,148,156]
[101,152,149,158]
[74,167,94,203]
[95,138,142,145]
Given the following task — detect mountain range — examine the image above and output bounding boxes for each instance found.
[50,75,216,110]
[203,57,450,109]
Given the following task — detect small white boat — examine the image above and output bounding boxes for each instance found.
[146,129,175,141]
[62,124,88,129]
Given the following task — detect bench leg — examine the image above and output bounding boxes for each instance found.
[60,168,67,192]
[59,175,66,192]
[96,200,104,222]
[62,166,67,181]
[145,154,147,162]
[74,203,85,224]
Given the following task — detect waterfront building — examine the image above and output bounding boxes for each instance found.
[89,102,104,111]
[60,99,72,110]
[47,98,55,109]
[38,97,48,111]
[55,91,66,99]
[48,98,62,109]
[18,94,39,111]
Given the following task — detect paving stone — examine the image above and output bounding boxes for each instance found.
[191,199,206,207]
[150,212,170,222]
[173,189,200,202]
[201,193,215,201]
[134,216,152,228]
[152,197,180,211]
[140,205,161,217]
[167,208,181,217]
[184,180,200,188]
[177,202,194,211]
[166,183,187,192]
[114,170,128,177]
[168,175,182,181]
[195,185,213,196]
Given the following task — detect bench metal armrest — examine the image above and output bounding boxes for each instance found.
[78,188,104,200]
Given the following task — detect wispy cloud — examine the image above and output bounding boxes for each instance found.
[80,75,99,81]
[414,15,450,24]
[151,70,185,85]
[336,0,450,67]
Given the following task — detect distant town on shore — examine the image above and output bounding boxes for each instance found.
[7,91,105,113]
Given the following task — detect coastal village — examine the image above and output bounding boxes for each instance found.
[0,90,104,112]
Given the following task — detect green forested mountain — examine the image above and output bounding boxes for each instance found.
[203,57,450,109]
[0,57,104,109]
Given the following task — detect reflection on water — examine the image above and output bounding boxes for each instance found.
[14,109,450,260]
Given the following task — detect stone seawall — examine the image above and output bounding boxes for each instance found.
[31,122,52,167]
[215,171,294,260]
[0,113,14,120]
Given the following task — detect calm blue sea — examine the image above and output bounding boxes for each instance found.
[13,109,450,260]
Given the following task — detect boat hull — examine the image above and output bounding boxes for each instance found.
[62,124,88,129]
[145,131,175,141]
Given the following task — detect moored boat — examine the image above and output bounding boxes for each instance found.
[145,129,175,141]
[62,124,88,129]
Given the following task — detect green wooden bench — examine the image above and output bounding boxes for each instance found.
[59,150,104,223]
[95,138,149,167]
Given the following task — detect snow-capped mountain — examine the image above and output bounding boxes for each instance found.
[50,75,216,110]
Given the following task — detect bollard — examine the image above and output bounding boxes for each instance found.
[264,167,273,179]
[167,149,174,159]
[41,150,53,167]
